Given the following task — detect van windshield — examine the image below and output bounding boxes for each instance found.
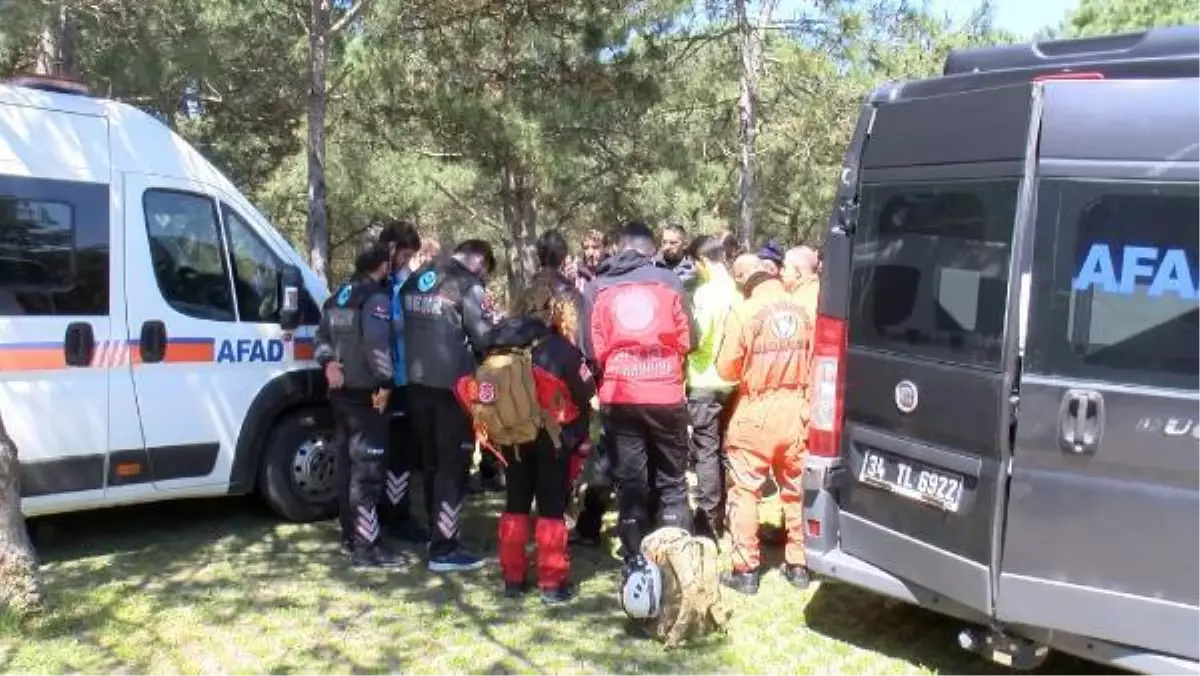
[848,178,1019,369]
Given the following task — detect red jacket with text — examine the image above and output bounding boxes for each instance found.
[580,249,694,406]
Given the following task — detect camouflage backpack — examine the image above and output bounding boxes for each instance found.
[469,342,562,450]
[639,527,731,648]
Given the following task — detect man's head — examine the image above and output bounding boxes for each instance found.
[581,229,607,268]
[536,229,569,272]
[782,245,820,290]
[355,242,391,282]
[453,239,497,279]
[731,253,765,288]
[659,224,688,266]
[689,234,729,281]
[617,220,658,257]
[377,218,421,273]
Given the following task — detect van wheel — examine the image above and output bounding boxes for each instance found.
[259,406,338,523]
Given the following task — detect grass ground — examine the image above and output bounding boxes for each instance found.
[0,493,1114,675]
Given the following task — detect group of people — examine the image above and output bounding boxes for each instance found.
[312,216,823,607]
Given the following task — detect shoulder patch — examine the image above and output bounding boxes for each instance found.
[369,299,391,321]
[335,284,353,307]
[417,270,439,293]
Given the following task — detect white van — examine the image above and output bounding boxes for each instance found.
[0,76,340,523]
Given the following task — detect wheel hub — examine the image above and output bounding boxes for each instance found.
[292,433,337,503]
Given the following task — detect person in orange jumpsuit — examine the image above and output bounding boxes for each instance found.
[782,245,821,311]
[716,253,815,595]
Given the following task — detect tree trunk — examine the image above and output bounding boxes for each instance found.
[34,3,78,78]
[0,416,44,617]
[733,0,775,250]
[500,162,538,303]
[306,0,332,284]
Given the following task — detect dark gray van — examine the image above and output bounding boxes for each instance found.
[803,24,1199,675]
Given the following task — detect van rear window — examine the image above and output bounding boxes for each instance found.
[1028,180,1198,391]
[848,179,1019,368]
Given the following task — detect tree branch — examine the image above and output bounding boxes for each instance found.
[330,0,370,34]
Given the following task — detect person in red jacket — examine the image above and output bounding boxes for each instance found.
[579,219,695,568]
[454,316,595,604]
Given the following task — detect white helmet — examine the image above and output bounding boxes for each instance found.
[620,559,664,620]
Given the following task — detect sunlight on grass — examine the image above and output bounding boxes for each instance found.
[0,497,1110,675]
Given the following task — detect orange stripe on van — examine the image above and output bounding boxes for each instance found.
[164,338,215,363]
[0,343,66,372]
[294,338,315,361]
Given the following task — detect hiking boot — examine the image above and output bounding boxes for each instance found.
[504,581,528,599]
[540,582,577,606]
[385,519,430,545]
[782,564,811,590]
[428,547,486,573]
[720,569,761,596]
[351,542,410,569]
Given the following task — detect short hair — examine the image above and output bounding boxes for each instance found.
[689,234,727,265]
[377,218,420,251]
[536,229,569,269]
[662,223,687,239]
[454,239,497,275]
[354,243,391,275]
[721,232,741,260]
[617,219,657,254]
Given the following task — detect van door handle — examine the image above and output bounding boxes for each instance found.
[63,322,95,367]
[1058,389,1105,455]
[139,321,167,364]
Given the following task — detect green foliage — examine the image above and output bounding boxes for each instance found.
[0,0,1087,289]
[1064,0,1199,37]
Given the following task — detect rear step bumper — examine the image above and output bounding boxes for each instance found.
[809,547,1200,675]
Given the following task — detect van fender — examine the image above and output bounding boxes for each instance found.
[227,367,329,495]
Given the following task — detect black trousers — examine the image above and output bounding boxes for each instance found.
[607,403,693,558]
[382,386,419,526]
[504,432,569,518]
[687,389,731,535]
[332,391,388,548]
[408,384,474,557]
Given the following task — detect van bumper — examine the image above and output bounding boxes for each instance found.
[802,458,1200,676]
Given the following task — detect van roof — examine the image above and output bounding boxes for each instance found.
[870,23,1200,104]
[0,81,244,199]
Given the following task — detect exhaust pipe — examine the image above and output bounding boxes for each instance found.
[958,626,1050,671]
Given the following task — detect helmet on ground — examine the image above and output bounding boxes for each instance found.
[620,558,663,620]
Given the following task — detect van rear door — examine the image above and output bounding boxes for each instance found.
[996,79,1199,662]
[833,82,1037,617]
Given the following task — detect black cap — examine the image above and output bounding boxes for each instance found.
[756,239,785,264]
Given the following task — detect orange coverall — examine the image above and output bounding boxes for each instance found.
[716,277,814,573]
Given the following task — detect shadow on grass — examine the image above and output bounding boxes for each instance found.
[9,492,720,675]
[803,580,1123,676]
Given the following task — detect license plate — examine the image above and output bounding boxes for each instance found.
[858,450,964,513]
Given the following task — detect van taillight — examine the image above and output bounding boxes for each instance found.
[809,314,847,458]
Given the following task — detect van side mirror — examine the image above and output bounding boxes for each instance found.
[279,265,303,331]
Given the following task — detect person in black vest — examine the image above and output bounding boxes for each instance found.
[401,239,496,572]
[314,243,408,568]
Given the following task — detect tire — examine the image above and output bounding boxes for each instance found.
[258,406,339,523]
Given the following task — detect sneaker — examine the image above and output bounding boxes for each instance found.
[428,547,486,573]
[504,581,528,599]
[720,569,761,596]
[351,543,410,569]
[540,582,576,606]
[386,519,430,545]
[782,564,811,590]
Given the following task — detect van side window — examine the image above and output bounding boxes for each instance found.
[143,190,235,322]
[0,176,108,316]
[848,179,1019,368]
[221,204,281,323]
[1029,180,1198,390]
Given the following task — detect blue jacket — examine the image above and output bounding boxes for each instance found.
[389,268,411,386]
